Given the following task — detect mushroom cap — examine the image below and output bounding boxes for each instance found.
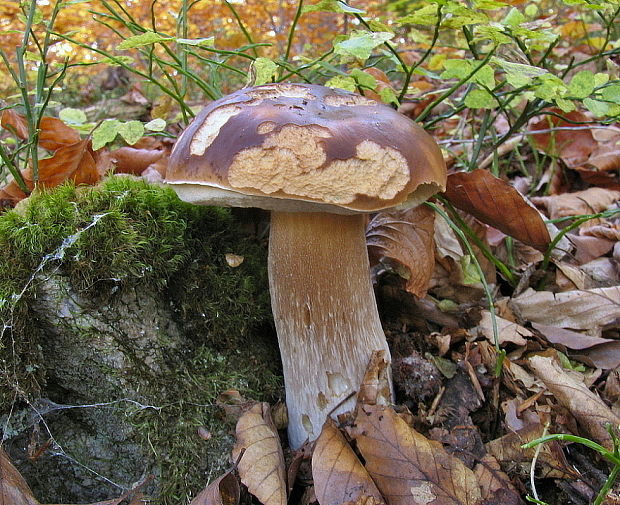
[165,83,446,213]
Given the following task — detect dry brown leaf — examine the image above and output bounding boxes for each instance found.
[312,419,384,505]
[348,404,482,505]
[528,354,620,450]
[37,117,80,151]
[0,447,39,505]
[444,169,551,251]
[473,454,524,505]
[531,187,620,221]
[189,471,240,505]
[474,310,532,347]
[1,109,28,139]
[485,423,578,479]
[529,110,598,166]
[532,323,615,350]
[509,286,620,333]
[367,205,435,297]
[31,140,99,188]
[110,147,167,176]
[232,402,287,505]
[357,350,391,407]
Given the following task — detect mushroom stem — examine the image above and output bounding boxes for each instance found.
[268,211,392,449]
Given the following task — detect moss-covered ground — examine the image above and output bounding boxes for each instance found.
[0,176,281,504]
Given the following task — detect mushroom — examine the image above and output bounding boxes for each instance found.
[164,83,446,449]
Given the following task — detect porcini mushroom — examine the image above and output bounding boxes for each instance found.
[164,83,446,449]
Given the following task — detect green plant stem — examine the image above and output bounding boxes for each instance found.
[415,50,494,123]
[280,0,304,80]
[224,0,258,57]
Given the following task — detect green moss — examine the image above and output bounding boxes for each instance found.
[0,176,282,504]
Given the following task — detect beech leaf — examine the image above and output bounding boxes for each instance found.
[348,404,482,505]
[312,419,384,505]
[0,447,39,505]
[38,117,80,150]
[528,355,620,450]
[1,109,28,139]
[444,169,551,251]
[232,402,287,505]
[367,205,436,297]
[189,471,240,505]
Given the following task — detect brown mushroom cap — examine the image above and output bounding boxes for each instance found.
[165,83,446,213]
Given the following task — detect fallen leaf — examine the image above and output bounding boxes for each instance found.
[473,454,524,505]
[444,169,551,251]
[367,205,436,297]
[189,471,240,505]
[37,117,80,151]
[532,323,615,350]
[510,286,620,333]
[531,187,620,221]
[529,110,598,166]
[0,447,39,505]
[474,310,533,347]
[232,402,287,505]
[1,109,28,139]
[574,341,620,370]
[485,423,578,479]
[110,147,166,175]
[528,354,620,450]
[31,140,99,188]
[348,404,482,505]
[312,419,384,505]
[357,350,391,407]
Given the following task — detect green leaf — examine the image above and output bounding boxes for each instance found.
[252,57,278,86]
[325,75,357,92]
[117,31,172,50]
[442,3,489,28]
[601,84,620,105]
[474,64,495,89]
[502,7,525,27]
[594,73,610,87]
[118,121,144,145]
[464,88,497,109]
[492,57,548,88]
[145,118,167,132]
[472,0,508,9]
[379,87,399,106]
[99,55,135,66]
[554,98,575,113]
[460,255,482,285]
[92,119,121,150]
[59,108,87,125]
[333,31,393,61]
[534,74,567,101]
[302,0,365,14]
[351,68,377,89]
[176,37,215,47]
[583,98,620,117]
[474,25,512,45]
[440,59,472,80]
[568,70,595,99]
[398,5,439,26]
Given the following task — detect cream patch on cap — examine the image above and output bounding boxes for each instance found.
[228,124,409,206]
[190,105,241,156]
[246,84,314,101]
[323,94,378,107]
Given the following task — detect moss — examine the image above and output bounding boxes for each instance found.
[0,176,282,504]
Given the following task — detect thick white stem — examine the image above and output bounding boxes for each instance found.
[268,211,391,449]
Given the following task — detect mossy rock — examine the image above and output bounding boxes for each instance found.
[0,176,281,504]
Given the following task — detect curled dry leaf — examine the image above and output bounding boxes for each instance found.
[312,419,384,505]
[37,117,81,151]
[348,404,482,505]
[1,109,28,139]
[528,354,620,450]
[510,286,620,332]
[367,205,435,298]
[189,470,240,505]
[110,147,167,176]
[485,423,578,479]
[232,402,287,505]
[0,447,39,505]
[444,169,551,251]
[357,350,391,407]
[474,310,532,347]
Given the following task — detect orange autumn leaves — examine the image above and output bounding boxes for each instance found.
[0,110,168,208]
